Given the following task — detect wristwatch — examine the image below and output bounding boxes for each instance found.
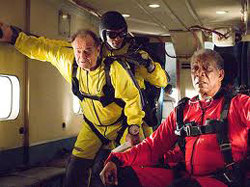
[128,125,140,136]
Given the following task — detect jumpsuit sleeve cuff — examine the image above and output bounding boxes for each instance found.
[105,153,123,167]
[147,63,156,73]
[110,156,123,167]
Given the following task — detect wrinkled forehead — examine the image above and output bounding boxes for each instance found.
[72,35,95,48]
[191,54,217,67]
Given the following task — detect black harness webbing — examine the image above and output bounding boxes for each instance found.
[102,38,162,127]
[83,115,110,145]
[216,92,235,168]
[71,58,128,145]
[83,114,128,146]
[106,56,146,110]
[115,119,129,145]
[102,58,126,108]
[174,91,248,186]
[175,97,190,154]
[71,58,125,108]
[109,54,161,127]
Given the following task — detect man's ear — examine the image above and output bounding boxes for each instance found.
[219,69,225,81]
[97,45,101,54]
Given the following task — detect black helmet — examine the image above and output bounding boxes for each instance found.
[99,11,128,42]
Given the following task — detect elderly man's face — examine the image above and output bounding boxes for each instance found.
[191,59,224,98]
[72,35,100,70]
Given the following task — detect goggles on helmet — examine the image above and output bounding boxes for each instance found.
[106,30,127,39]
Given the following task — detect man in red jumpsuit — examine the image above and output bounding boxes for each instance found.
[100,49,250,187]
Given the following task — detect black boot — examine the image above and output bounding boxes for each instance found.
[64,155,93,187]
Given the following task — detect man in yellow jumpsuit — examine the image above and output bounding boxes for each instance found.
[0,24,145,187]
[88,11,169,186]
[99,11,168,137]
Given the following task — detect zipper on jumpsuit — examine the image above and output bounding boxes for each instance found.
[86,71,101,126]
[190,104,206,175]
[86,70,108,137]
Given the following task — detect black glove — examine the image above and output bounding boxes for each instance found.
[125,52,155,72]
[10,26,22,44]
[0,28,3,38]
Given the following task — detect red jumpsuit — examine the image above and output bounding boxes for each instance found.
[106,93,250,186]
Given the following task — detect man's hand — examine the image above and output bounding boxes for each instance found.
[0,22,13,43]
[126,51,155,72]
[126,133,141,146]
[139,51,155,72]
[100,161,118,185]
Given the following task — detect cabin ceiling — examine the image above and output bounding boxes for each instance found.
[68,0,245,36]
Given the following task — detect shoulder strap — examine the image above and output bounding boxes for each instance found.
[71,58,125,107]
[220,92,235,121]
[175,97,190,154]
[71,59,84,101]
[111,57,146,109]
[216,91,237,168]
[102,57,125,108]
[176,97,190,132]
[213,92,247,186]
[103,57,113,89]
[71,60,100,101]
[83,115,110,145]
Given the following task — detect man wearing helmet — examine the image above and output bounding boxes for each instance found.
[89,10,169,187]
[105,27,127,49]
[99,11,168,137]
[99,11,128,50]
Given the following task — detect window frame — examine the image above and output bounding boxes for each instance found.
[0,74,20,121]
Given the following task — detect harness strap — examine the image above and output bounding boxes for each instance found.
[107,54,159,126]
[216,92,236,167]
[176,97,190,132]
[115,119,128,145]
[83,115,110,145]
[175,91,247,185]
[141,89,158,127]
[83,112,126,145]
[103,58,125,108]
[175,97,190,154]
[176,94,236,166]
[71,58,125,108]
[71,59,105,103]
[71,60,84,101]
[178,120,234,137]
[108,56,146,110]
[212,161,246,186]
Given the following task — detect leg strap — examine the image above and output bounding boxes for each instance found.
[83,116,110,145]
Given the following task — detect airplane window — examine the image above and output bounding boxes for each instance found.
[165,42,176,88]
[0,75,20,121]
[162,88,178,122]
[204,41,215,50]
[170,88,178,107]
[162,42,178,121]
[73,95,82,114]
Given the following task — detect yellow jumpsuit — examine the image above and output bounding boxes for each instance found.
[102,42,168,137]
[15,32,145,159]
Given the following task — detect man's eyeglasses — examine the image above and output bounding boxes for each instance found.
[106,30,127,39]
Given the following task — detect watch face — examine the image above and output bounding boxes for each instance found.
[129,125,140,135]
